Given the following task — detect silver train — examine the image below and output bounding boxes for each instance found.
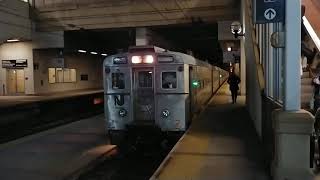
[103,46,228,145]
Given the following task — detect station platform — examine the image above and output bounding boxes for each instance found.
[0,114,115,180]
[151,84,270,180]
[0,89,103,108]
[0,89,104,140]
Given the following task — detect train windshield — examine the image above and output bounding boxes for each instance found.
[162,72,177,89]
[138,71,153,88]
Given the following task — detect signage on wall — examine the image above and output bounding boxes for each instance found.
[2,59,28,68]
[254,0,285,24]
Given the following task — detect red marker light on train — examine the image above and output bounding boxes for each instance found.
[144,55,154,64]
[132,56,142,64]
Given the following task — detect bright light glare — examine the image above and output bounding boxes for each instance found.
[132,56,142,64]
[227,47,232,52]
[303,16,320,51]
[90,51,98,55]
[7,39,19,42]
[78,49,86,53]
[144,55,154,63]
[101,53,108,56]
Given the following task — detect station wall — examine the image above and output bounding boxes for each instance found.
[33,49,103,94]
[0,42,35,95]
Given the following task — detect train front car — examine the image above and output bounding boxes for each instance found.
[103,46,190,145]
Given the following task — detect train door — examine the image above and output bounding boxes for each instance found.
[133,68,155,124]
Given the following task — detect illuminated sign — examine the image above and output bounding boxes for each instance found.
[2,59,27,68]
[254,0,285,24]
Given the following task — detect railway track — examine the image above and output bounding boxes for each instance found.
[0,109,103,144]
[77,136,179,180]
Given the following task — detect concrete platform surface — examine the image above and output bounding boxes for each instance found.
[0,114,115,180]
[0,89,103,108]
[151,84,270,180]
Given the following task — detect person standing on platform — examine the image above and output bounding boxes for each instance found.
[227,72,241,104]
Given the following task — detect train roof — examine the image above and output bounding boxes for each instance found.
[168,51,211,66]
[104,46,211,67]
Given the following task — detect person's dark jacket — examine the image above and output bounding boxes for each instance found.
[227,74,241,91]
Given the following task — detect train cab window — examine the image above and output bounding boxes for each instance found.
[112,73,125,89]
[138,71,153,88]
[162,72,177,89]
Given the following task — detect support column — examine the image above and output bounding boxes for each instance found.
[240,0,246,95]
[272,1,314,179]
[240,39,246,95]
[135,27,150,46]
[272,109,314,180]
[283,0,301,111]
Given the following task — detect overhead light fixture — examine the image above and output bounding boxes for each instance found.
[90,51,98,55]
[227,47,232,52]
[230,21,245,38]
[101,53,108,56]
[7,39,19,42]
[78,49,86,53]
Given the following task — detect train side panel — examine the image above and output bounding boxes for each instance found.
[155,64,190,131]
[189,65,213,114]
[156,94,189,131]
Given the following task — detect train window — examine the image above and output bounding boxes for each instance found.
[112,73,125,89]
[162,72,177,89]
[138,71,153,88]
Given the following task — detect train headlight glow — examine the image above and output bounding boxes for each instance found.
[162,109,170,118]
[132,56,142,64]
[119,109,127,117]
[144,55,154,64]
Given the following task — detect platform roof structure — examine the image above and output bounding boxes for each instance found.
[33,0,240,31]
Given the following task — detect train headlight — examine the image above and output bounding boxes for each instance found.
[162,109,170,118]
[119,109,127,117]
[132,56,142,64]
[144,55,154,64]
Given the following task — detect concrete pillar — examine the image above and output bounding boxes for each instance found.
[240,40,246,95]
[283,0,301,110]
[272,109,314,180]
[135,27,150,46]
[240,0,246,95]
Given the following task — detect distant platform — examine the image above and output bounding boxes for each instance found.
[150,84,269,180]
[0,115,116,180]
[0,89,103,108]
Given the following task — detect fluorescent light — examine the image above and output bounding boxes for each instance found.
[101,53,108,56]
[78,49,86,53]
[227,47,232,52]
[303,16,320,51]
[7,39,19,42]
[90,51,98,55]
